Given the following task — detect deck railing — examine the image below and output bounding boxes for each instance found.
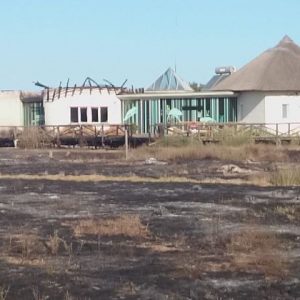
[0,122,299,147]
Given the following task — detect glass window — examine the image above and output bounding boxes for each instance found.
[100,107,108,122]
[219,98,224,122]
[91,108,99,122]
[70,107,78,123]
[282,104,288,118]
[205,99,211,116]
[80,107,87,122]
[228,98,237,122]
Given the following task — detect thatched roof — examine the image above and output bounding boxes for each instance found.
[211,35,300,92]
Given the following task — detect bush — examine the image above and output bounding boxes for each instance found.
[17,127,52,149]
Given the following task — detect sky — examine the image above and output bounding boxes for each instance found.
[0,0,299,90]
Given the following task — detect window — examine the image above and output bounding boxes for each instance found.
[219,98,224,122]
[205,99,211,116]
[91,108,99,122]
[80,107,87,122]
[282,104,288,119]
[70,107,78,123]
[100,107,108,122]
[166,99,172,109]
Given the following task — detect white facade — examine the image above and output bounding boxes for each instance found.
[265,94,300,133]
[237,91,300,134]
[237,92,265,123]
[0,91,23,126]
[44,88,121,126]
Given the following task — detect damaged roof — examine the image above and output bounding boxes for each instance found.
[211,35,300,92]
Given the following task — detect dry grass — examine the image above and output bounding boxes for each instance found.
[269,167,300,186]
[2,256,46,268]
[275,205,298,221]
[0,286,10,300]
[214,127,253,146]
[0,173,200,183]
[46,230,61,255]
[129,143,289,162]
[72,215,149,238]
[0,172,274,186]
[17,127,52,149]
[7,233,44,258]
[227,228,287,278]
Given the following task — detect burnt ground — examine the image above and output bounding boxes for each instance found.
[0,149,299,299]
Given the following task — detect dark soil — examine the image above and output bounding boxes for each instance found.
[0,149,299,299]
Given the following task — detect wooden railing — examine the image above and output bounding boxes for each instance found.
[0,124,135,148]
[153,122,300,144]
[0,122,299,147]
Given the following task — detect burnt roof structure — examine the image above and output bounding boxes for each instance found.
[211,35,300,92]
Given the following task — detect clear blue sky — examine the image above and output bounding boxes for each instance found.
[0,0,299,90]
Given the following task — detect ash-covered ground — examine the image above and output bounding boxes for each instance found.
[0,149,299,299]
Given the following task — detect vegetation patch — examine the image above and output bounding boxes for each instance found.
[72,215,149,239]
[17,127,53,149]
[275,205,299,221]
[227,228,287,278]
[129,143,289,162]
[269,167,300,186]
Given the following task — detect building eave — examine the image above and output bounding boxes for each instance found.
[118,91,238,100]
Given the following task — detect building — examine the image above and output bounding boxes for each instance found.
[210,35,300,133]
[0,90,43,127]
[1,35,299,137]
[119,68,238,134]
[42,82,122,126]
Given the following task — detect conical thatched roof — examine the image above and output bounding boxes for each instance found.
[212,35,300,92]
[146,67,193,92]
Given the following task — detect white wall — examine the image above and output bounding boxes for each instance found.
[237,92,265,123]
[265,94,300,133]
[0,91,23,126]
[44,88,121,126]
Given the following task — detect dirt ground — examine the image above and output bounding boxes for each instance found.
[0,148,299,299]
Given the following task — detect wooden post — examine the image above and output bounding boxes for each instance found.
[65,78,69,97]
[125,126,129,160]
[58,81,62,99]
[13,127,17,148]
[56,126,61,148]
[72,84,77,96]
[79,125,83,147]
[94,126,97,149]
[101,125,104,148]
[276,123,279,146]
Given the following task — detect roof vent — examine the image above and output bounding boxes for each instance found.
[215,66,236,75]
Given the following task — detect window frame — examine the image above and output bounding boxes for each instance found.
[80,107,88,123]
[100,106,108,123]
[91,107,99,123]
[70,107,79,123]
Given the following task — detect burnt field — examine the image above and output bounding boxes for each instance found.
[0,149,299,299]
